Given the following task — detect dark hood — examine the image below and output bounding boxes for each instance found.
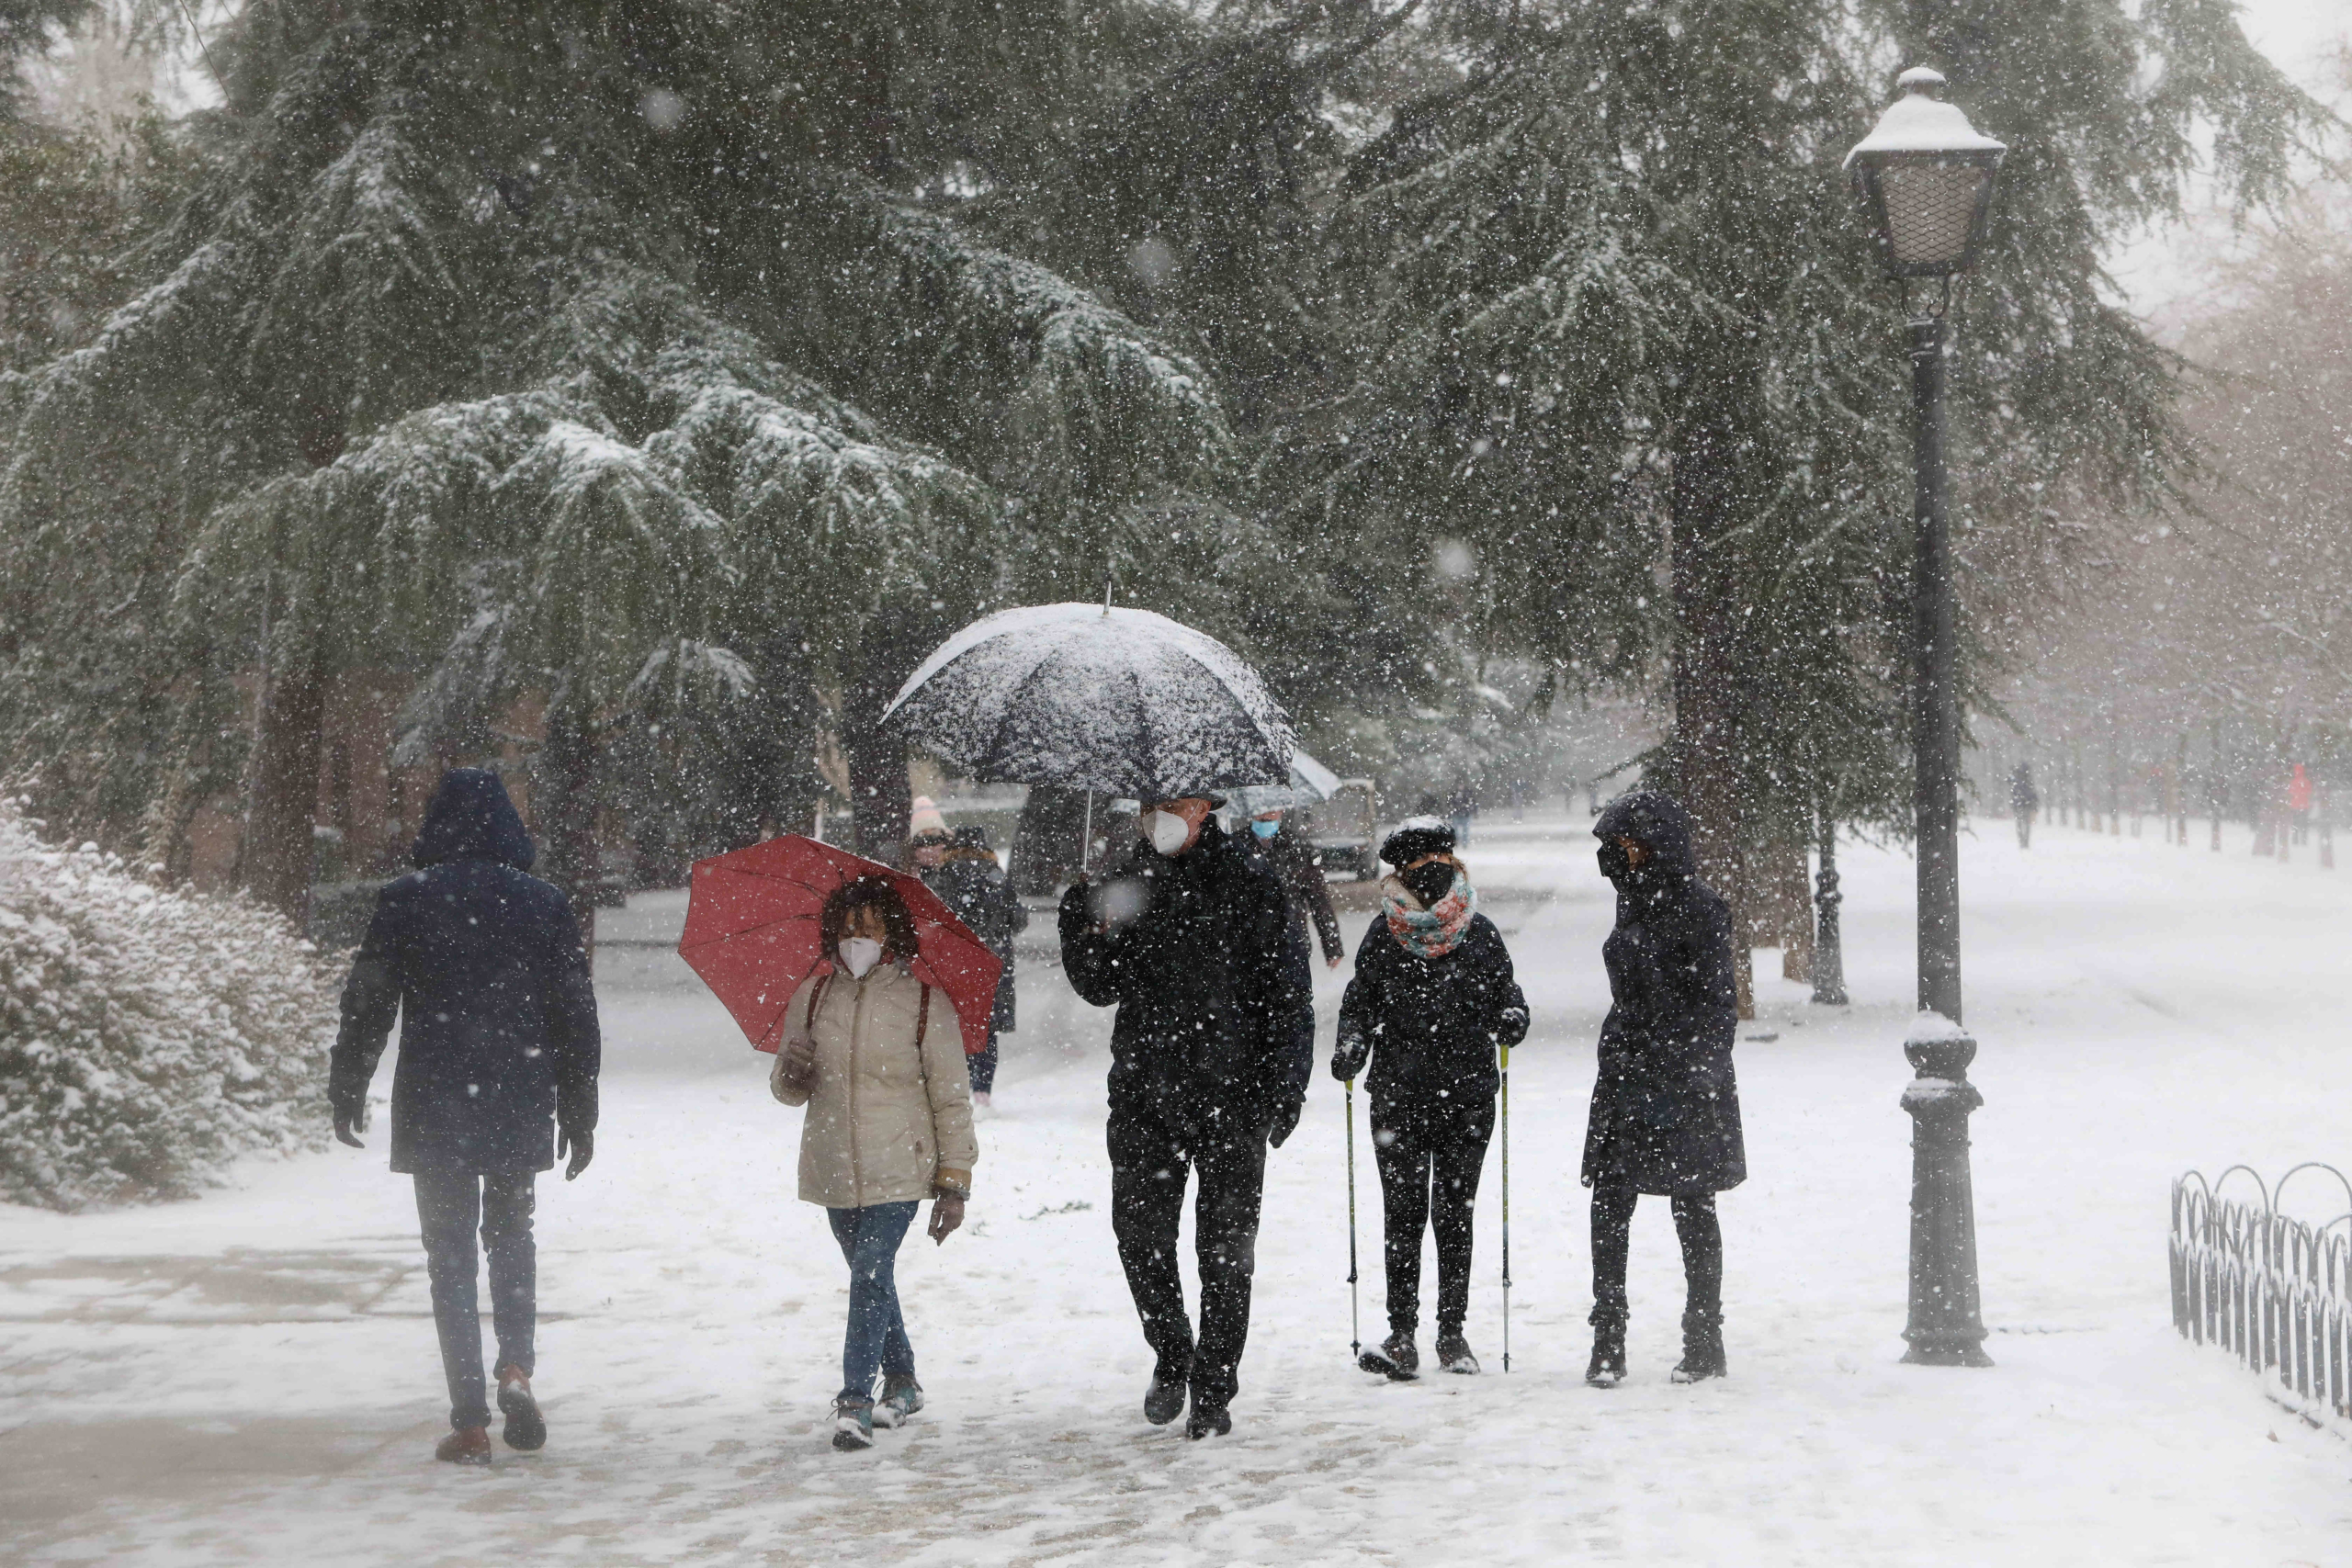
[1594,790,1697,886]
[412,768,537,871]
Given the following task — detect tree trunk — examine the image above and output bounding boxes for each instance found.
[842,607,939,863]
[1669,355,1758,1020]
[537,698,601,953]
[240,639,327,925]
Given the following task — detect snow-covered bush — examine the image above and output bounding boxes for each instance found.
[0,798,334,1210]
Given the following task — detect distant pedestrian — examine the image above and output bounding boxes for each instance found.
[1445,784,1476,849]
[911,823,1028,1106]
[1060,795,1312,1439]
[1334,818,1528,1379]
[1245,801,1345,970]
[771,875,978,1451]
[1583,791,1744,1387]
[2010,761,2040,849]
[331,769,602,1467]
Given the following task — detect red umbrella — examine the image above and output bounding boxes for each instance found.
[678,834,1003,1056]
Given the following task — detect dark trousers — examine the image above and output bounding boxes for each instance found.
[827,1201,920,1403]
[1589,1183,1722,1329]
[413,1168,536,1430]
[1107,1100,1269,1411]
[968,1030,1000,1096]
[1372,1097,1493,1337]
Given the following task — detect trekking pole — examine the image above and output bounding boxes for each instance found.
[1345,1076,1362,1364]
[1499,1042,1512,1373]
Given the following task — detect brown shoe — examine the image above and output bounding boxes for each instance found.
[435,1426,492,1466]
[494,1363,546,1451]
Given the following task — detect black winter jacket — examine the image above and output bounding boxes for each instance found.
[921,852,1028,1032]
[1582,791,1745,1195]
[1059,818,1312,1134]
[330,770,602,1175]
[1333,913,1528,1111]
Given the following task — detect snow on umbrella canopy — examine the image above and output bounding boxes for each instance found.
[678,835,1002,1056]
[881,604,1298,800]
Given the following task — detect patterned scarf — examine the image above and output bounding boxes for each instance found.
[1382,867,1477,959]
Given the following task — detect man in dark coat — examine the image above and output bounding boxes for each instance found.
[1333,818,1528,1378]
[331,769,602,1466]
[913,824,1028,1103]
[1243,805,1344,968]
[1060,795,1312,1440]
[1583,790,1743,1386]
[2009,761,2040,849]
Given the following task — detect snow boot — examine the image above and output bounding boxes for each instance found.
[1435,1332,1480,1376]
[1184,1400,1232,1441]
[435,1426,492,1467]
[831,1396,876,1451]
[876,1374,924,1428]
[1585,1315,1627,1388]
[1359,1329,1419,1381]
[494,1364,545,1452]
[1144,1361,1190,1426]
[1670,1314,1726,1384]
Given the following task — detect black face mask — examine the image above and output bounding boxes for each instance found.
[1399,860,1456,907]
[1597,841,1633,884]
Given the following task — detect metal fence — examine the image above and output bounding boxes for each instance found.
[2170,1164,2352,1429]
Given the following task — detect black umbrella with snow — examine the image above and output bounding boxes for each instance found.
[881,604,1296,800]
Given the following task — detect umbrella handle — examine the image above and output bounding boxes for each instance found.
[1081,789,1094,878]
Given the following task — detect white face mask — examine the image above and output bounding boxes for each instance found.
[841,937,885,978]
[1146,809,1194,857]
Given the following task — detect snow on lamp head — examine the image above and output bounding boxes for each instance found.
[1844,67,2006,279]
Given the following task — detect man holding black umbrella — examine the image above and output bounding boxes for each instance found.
[1060,794,1313,1440]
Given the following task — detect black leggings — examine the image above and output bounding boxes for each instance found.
[1373,1100,1494,1337]
[1589,1183,1722,1327]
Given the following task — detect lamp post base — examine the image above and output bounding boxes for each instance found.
[1900,1014,1991,1367]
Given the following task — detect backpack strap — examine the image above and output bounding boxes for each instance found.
[806,970,832,1033]
[917,982,931,1046]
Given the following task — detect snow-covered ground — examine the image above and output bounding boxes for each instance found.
[5,815,2349,1565]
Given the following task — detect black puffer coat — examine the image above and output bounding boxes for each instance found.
[1059,818,1312,1134]
[1581,791,1745,1195]
[1333,912,1528,1110]
[921,851,1028,1032]
[330,770,602,1175]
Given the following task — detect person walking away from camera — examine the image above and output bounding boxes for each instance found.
[1246,803,1345,971]
[1060,795,1312,1439]
[331,769,601,1467]
[2010,761,2040,850]
[1583,790,1744,1387]
[1334,818,1528,1379]
[910,823,1027,1106]
[771,875,978,1451]
[1445,784,1476,849]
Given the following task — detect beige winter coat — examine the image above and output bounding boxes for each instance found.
[770,960,978,1208]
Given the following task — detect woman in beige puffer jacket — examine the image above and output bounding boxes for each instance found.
[771,877,978,1450]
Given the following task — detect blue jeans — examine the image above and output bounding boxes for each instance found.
[413,1169,536,1430]
[828,1201,920,1403]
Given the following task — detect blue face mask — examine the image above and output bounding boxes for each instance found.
[1250,818,1280,840]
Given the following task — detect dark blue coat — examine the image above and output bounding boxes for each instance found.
[1582,791,1745,1195]
[330,770,601,1175]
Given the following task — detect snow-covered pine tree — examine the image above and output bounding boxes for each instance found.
[0,0,1235,895]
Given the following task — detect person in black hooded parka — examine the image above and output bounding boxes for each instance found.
[1583,790,1743,1386]
[1060,795,1312,1441]
[330,769,602,1466]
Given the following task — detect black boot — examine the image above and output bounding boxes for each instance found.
[1144,1359,1190,1426]
[1359,1329,1419,1381]
[1585,1314,1627,1388]
[1671,1312,1726,1383]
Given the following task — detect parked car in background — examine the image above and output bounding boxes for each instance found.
[1303,780,1379,880]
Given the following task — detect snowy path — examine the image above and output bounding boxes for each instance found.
[5,818,2350,1565]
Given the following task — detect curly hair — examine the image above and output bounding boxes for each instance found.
[820,875,921,965]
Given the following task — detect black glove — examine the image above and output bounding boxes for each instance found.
[558,1126,594,1180]
[1331,1022,1371,1084]
[1267,1094,1304,1150]
[333,1103,365,1149]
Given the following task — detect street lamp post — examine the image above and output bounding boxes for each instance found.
[1846,66,2005,1369]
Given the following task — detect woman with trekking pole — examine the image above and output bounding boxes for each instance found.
[1582,791,1743,1387]
[771,875,979,1450]
[1332,818,1529,1379]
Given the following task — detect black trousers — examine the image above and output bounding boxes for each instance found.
[413,1168,536,1430]
[1589,1182,1722,1328]
[1107,1100,1269,1411]
[1372,1096,1493,1337]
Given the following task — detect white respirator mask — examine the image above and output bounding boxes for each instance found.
[841,937,885,978]
[1146,809,1194,857]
